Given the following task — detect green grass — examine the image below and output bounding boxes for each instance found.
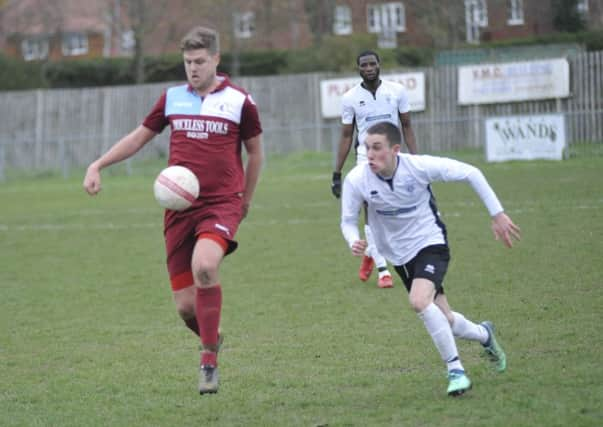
[1,151,602,426]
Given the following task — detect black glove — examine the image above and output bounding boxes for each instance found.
[331,172,342,199]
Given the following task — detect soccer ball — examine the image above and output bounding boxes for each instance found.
[153,165,200,211]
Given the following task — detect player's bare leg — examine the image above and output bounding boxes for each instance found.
[173,285,199,335]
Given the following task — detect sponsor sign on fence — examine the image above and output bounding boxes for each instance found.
[485,113,566,162]
[459,59,570,105]
[320,72,426,118]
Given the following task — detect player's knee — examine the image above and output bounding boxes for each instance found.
[193,262,219,286]
[409,294,429,313]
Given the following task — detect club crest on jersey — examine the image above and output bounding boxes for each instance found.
[215,101,235,114]
[403,178,416,194]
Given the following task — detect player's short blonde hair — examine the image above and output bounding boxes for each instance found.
[180,26,220,54]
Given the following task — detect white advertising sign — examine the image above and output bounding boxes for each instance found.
[459,59,570,105]
[320,72,426,118]
[485,113,566,162]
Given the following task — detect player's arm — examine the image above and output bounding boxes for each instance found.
[83,125,156,195]
[415,155,521,248]
[340,174,367,256]
[463,168,521,248]
[399,111,418,154]
[332,122,354,198]
[242,134,263,218]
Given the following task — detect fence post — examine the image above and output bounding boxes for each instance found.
[473,104,481,149]
[59,138,70,178]
[35,90,44,168]
[330,122,339,170]
[312,74,323,152]
[0,142,5,182]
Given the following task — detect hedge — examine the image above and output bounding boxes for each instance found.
[0,29,600,91]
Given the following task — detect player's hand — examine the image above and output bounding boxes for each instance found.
[491,212,521,248]
[241,201,250,219]
[83,164,102,195]
[331,172,342,198]
[351,239,368,257]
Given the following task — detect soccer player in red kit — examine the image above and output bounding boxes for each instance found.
[83,26,263,395]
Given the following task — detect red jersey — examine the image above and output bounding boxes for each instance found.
[143,75,262,198]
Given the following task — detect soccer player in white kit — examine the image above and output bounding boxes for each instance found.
[332,50,417,289]
[340,122,521,396]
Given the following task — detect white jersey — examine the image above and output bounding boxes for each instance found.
[341,154,504,265]
[341,79,410,164]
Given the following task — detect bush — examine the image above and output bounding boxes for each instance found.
[43,58,133,88]
[144,54,185,82]
[284,33,380,74]
[393,47,434,67]
[481,29,603,51]
[219,50,289,76]
[0,54,47,90]
[2,29,599,90]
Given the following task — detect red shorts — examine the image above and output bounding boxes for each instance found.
[164,194,243,291]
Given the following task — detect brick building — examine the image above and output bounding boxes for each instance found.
[0,0,600,62]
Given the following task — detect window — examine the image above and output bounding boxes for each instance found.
[465,0,488,44]
[367,2,405,48]
[61,32,88,56]
[233,11,255,39]
[577,0,588,14]
[333,5,352,35]
[367,2,405,33]
[121,30,135,54]
[507,0,524,25]
[21,37,49,61]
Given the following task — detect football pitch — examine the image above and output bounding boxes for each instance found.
[1,150,602,426]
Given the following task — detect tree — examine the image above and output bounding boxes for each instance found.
[414,0,466,49]
[553,0,587,32]
[118,0,168,83]
[304,0,336,46]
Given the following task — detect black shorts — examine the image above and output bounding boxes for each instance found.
[394,244,450,295]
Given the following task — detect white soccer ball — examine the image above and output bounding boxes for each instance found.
[153,165,200,211]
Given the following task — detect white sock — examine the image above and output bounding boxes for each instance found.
[419,303,464,372]
[364,224,387,269]
[451,312,489,344]
[363,224,372,257]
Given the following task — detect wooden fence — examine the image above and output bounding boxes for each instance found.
[0,51,601,179]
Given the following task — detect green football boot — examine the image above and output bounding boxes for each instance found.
[447,369,472,396]
[481,321,507,372]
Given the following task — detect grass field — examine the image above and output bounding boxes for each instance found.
[1,150,602,427]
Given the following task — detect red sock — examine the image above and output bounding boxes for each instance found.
[195,285,222,349]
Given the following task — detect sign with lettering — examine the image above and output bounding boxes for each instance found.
[320,72,426,118]
[459,59,570,105]
[485,113,566,162]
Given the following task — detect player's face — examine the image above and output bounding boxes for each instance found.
[358,55,380,83]
[365,134,400,176]
[183,48,220,92]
